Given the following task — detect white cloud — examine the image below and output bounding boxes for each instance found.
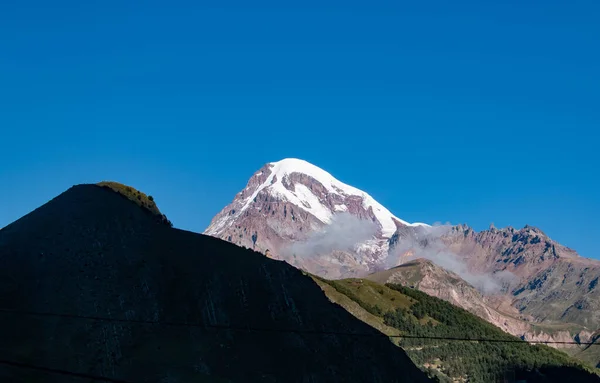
[387,223,518,295]
[281,213,378,258]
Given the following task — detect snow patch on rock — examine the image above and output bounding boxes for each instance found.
[237,158,428,238]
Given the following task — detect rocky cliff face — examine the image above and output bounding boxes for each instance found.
[438,224,600,328]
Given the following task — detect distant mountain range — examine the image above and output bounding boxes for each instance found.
[205,158,600,367]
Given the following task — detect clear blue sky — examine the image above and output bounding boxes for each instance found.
[1,1,598,258]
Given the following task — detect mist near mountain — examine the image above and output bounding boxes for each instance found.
[203,158,600,368]
[280,215,518,294]
[281,213,379,258]
[390,224,519,295]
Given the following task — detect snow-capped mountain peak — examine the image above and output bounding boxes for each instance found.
[206,158,428,239]
[204,158,433,278]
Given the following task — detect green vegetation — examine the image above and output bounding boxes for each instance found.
[316,277,598,383]
[310,277,403,341]
[368,260,425,286]
[314,276,413,314]
[97,181,173,227]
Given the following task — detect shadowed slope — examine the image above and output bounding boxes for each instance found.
[0,184,431,383]
[97,181,173,226]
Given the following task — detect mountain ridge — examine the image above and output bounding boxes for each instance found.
[437,223,600,326]
[203,158,600,367]
[204,158,431,279]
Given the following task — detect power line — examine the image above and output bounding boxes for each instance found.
[0,358,133,383]
[1,308,598,346]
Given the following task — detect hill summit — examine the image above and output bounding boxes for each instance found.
[97,181,173,226]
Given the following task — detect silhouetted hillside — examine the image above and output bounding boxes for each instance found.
[97,181,173,226]
[0,184,431,383]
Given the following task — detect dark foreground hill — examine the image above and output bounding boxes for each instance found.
[0,184,431,383]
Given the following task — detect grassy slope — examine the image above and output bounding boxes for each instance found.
[97,181,162,215]
[96,181,172,227]
[370,259,592,344]
[313,277,438,325]
[571,331,600,368]
[367,260,425,286]
[311,278,402,342]
[576,347,600,369]
[312,275,599,382]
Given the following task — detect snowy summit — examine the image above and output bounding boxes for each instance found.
[206,158,429,238]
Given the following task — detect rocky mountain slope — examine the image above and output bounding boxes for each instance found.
[0,183,432,383]
[205,158,600,366]
[385,223,600,345]
[366,258,599,361]
[367,259,530,336]
[311,275,599,382]
[441,224,600,328]
[205,158,428,279]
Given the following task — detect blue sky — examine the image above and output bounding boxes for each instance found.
[1,1,598,258]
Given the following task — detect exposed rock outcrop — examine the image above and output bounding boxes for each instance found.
[437,224,600,328]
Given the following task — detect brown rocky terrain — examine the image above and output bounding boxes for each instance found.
[367,259,531,336]
[365,258,600,361]
[205,158,428,279]
[0,184,432,383]
[384,224,600,359]
[439,224,600,328]
[205,158,600,366]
